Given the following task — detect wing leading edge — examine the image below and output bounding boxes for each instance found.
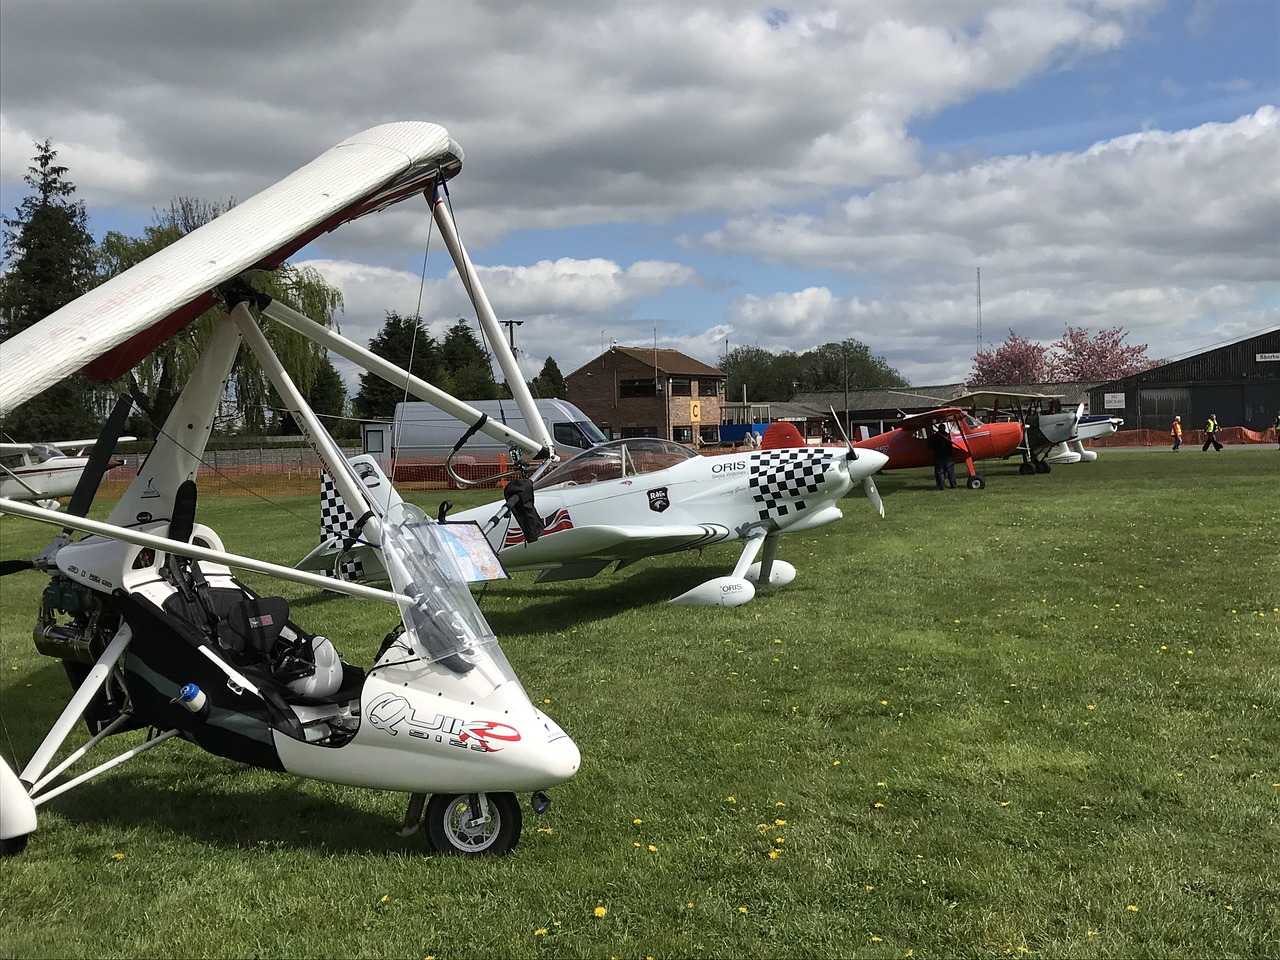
[0,123,463,417]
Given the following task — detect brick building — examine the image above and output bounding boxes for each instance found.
[566,346,727,445]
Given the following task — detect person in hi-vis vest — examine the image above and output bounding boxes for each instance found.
[1170,415,1182,452]
[1202,413,1223,452]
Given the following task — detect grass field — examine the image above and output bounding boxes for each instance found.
[1,449,1277,959]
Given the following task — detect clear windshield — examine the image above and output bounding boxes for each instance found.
[29,444,65,462]
[536,437,698,489]
[380,502,518,683]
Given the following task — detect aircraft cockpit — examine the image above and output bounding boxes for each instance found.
[26,444,65,463]
[535,438,698,489]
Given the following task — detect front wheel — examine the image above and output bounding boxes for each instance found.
[425,792,522,856]
[967,476,986,490]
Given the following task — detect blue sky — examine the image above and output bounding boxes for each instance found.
[1,0,1276,391]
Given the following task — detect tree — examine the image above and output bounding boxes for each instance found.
[279,353,351,437]
[799,340,907,393]
[721,345,789,401]
[354,312,440,419]
[0,140,109,438]
[969,330,1048,385]
[439,319,499,399]
[529,356,567,398]
[96,198,344,434]
[1046,326,1159,381]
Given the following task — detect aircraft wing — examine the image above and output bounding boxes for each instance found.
[891,407,970,433]
[950,390,1064,410]
[0,123,463,417]
[500,523,732,572]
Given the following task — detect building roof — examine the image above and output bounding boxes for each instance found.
[568,346,724,379]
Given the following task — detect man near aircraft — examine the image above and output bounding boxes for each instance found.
[1170,415,1182,452]
[926,424,957,491]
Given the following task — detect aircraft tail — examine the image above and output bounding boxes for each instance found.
[305,455,404,580]
[761,422,807,449]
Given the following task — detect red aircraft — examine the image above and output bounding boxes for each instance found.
[848,408,1024,489]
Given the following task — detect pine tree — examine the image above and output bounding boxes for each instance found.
[354,312,441,419]
[530,357,567,398]
[440,319,499,399]
[0,140,108,438]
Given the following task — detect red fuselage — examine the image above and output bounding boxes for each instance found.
[851,419,1024,475]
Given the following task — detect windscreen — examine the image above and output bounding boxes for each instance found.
[379,502,519,684]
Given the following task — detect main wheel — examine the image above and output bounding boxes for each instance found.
[1019,462,1035,476]
[0,833,30,857]
[1035,461,1051,474]
[425,792,522,856]
[966,476,986,490]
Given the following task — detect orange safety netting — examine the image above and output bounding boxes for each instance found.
[1091,427,1278,447]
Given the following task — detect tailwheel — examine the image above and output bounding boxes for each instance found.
[1019,462,1036,476]
[425,791,522,856]
[966,476,986,490]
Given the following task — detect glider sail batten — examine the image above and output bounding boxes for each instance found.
[0,122,463,417]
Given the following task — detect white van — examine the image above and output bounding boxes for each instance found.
[363,398,607,460]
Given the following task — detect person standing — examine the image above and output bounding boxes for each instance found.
[1170,415,1182,452]
[1202,413,1223,452]
[926,424,957,490]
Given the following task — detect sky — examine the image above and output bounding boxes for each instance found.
[1,0,1277,395]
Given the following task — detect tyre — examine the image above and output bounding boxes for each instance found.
[967,476,986,490]
[1019,462,1035,476]
[1034,461,1051,474]
[0,833,30,857]
[425,792,522,856]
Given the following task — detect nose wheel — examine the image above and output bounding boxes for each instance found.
[424,791,522,856]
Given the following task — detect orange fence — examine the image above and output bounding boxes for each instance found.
[1091,427,1278,447]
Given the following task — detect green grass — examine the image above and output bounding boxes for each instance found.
[1,450,1277,958]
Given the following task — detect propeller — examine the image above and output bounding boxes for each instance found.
[830,407,885,519]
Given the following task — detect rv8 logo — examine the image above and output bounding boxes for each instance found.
[647,487,670,513]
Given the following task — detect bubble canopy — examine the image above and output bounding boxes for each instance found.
[535,438,698,489]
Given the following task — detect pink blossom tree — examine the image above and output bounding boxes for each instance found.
[1046,326,1159,381]
[968,330,1048,385]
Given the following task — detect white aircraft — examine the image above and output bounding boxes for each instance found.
[1046,413,1125,464]
[301,422,889,607]
[0,437,134,509]
[0,122,580,859]
[950,390,1083,474]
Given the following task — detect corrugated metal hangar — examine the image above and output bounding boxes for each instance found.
[1086,327,1280,432]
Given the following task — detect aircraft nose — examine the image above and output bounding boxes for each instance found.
[848,448,888,476]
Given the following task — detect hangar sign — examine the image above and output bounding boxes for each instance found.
[1257,353,1280,362]
[1104,392,1126,409]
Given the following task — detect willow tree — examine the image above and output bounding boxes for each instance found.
[97,199,344,435]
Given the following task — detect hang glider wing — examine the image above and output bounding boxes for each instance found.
[500,523,732,575]
[0,123,464,417]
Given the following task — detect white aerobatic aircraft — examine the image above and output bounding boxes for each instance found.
[0,122,580,859]
[299,422,889,607]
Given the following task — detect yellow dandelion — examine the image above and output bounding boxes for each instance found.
[775,837,785,844]
[647,844,658,852]
[1127,904,1139,912]
[865,884,875,891]
[1000,801,1011,807]
[633,842,641,848]
[876,780,886,787]
[633,818,643,825]
[380,894,389,903]
[871,935,883,942]
[594,905,607,918]
[686,902,694,909]
[769,849,780,859]
[534,928,548,936]
[1087,704,1096,710]
[111,852,125,860]
[873,802,885,809]
[1087,930,1097,937]
[775,801,785,807]
[775,818,787,826]
[738,906,748,914]
[880,699,889,705]
[833,760,841,766]
[726,796,736,803]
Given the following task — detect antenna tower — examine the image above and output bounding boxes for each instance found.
[975,267,983,354]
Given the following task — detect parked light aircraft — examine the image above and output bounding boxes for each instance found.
[301,422,889,607]
[0,122,581,859]
[949,390,1083,474]
[850,407,1025,489]
[1046,413,1124,464]
[0,438,134,509]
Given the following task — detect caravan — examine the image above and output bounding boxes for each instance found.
[364,398,606,461]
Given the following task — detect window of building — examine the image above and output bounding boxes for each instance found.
[619,378,657,398]
[621,425,659,438]
[699,425,720,444]
[673,425,694,444]
[670,377,691,397]
[698,379,719,397]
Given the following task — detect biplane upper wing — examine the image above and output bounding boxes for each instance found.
[0,123,463,417]
[949,390,1065,411]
